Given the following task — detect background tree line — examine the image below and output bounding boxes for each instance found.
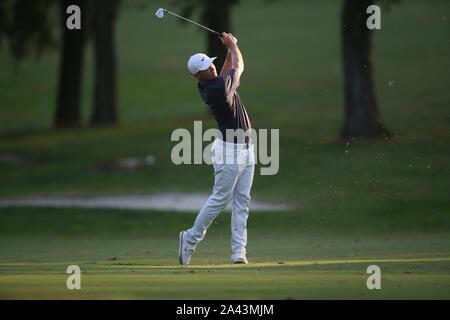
[0,0,119,128]
[0,0,398,139]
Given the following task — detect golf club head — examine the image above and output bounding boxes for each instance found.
[155,8,165,19]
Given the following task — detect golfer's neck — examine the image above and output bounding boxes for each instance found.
[198,75,218,84]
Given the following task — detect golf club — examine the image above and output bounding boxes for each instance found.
[155,8,222,36]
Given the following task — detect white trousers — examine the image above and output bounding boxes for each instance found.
[186,139,255,256]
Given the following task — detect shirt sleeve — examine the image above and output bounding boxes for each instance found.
[222,69,241,99]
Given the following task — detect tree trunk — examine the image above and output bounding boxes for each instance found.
[341,0,390,139]
[55,0,85,129]
[91,0,118,125]
[201,0,234,69]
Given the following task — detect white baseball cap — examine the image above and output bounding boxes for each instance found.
[187,53,217,75]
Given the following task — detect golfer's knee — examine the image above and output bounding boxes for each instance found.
[209,191,231,208]
[234,192,251,206]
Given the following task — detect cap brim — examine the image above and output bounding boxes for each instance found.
[198,57,217,72]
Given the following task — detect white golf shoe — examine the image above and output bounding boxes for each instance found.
[178,231,195,265]
[231,252,248,264]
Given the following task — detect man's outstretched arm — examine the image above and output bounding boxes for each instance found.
[220,50,232,76]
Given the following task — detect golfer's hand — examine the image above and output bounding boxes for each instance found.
[220,32,238,49]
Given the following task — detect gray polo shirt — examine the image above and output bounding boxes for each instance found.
[198,69,252,143]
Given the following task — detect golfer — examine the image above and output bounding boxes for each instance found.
[179,33,255,265]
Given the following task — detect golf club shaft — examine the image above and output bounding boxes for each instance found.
[163,9,221,36]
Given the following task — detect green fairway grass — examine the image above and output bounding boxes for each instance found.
[1,256,449,299]
[0,0,449,299]
[0,208,449,299]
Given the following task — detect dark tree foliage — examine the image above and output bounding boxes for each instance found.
[0,0,121,128]
[0,0,56,61]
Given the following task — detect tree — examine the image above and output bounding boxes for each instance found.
[90,0,120,125]
[0,0,86,129]
[55,0,86,128]
[341,0,391,139]
[1,0,121,129]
